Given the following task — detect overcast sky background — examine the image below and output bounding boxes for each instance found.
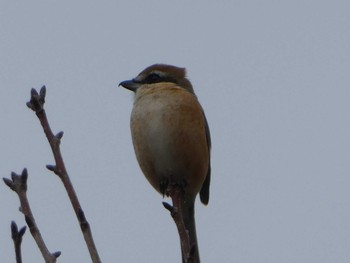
[1,1,350,262]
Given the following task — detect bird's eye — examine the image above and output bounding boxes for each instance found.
[144,73,162,83]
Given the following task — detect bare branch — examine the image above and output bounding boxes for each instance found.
[27,86,101,263]
[163,183,197,263]
[3,169,60,263]
[11,221,26,263]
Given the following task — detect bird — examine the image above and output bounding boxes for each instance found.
[119,64,211,262]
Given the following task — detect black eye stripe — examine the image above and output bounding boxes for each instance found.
[141,73,178,84]
[144,73,162,83]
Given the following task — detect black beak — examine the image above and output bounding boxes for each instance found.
[119,79,140,92]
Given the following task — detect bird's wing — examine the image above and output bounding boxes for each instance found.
[199,108,211,205]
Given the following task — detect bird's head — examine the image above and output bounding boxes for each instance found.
[119,64,194,94]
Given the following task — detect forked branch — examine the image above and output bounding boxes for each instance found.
[11,221,26,263]
[3,169,61,263]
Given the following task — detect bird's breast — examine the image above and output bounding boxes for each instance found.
[130,85,209,196]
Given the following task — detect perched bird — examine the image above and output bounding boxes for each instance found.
[119,64,211,262]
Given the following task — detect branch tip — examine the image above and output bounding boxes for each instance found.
[162,201,174,213]
[27,87,46,112]
[40,86,46,98]
[26,101,33,109]
[11,171,17,180]
[4,169,28,192]
[21,168,28,183]
[19,226,27,237]
[11,221,26,240]
[31,88,38,97]
[46,164,56,172]
[3,177,13,189]
[11,221,18,235]
[56,131,64,139]
[53,251,61,258]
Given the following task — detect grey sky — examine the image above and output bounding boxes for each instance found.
[1,1,350,262]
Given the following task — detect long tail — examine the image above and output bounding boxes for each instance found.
[181,199,200,263]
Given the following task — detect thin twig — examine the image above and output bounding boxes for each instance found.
[162,183,196,263]
[11,221,26,263]
[3,169,61,263]
[26,86,101,263]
